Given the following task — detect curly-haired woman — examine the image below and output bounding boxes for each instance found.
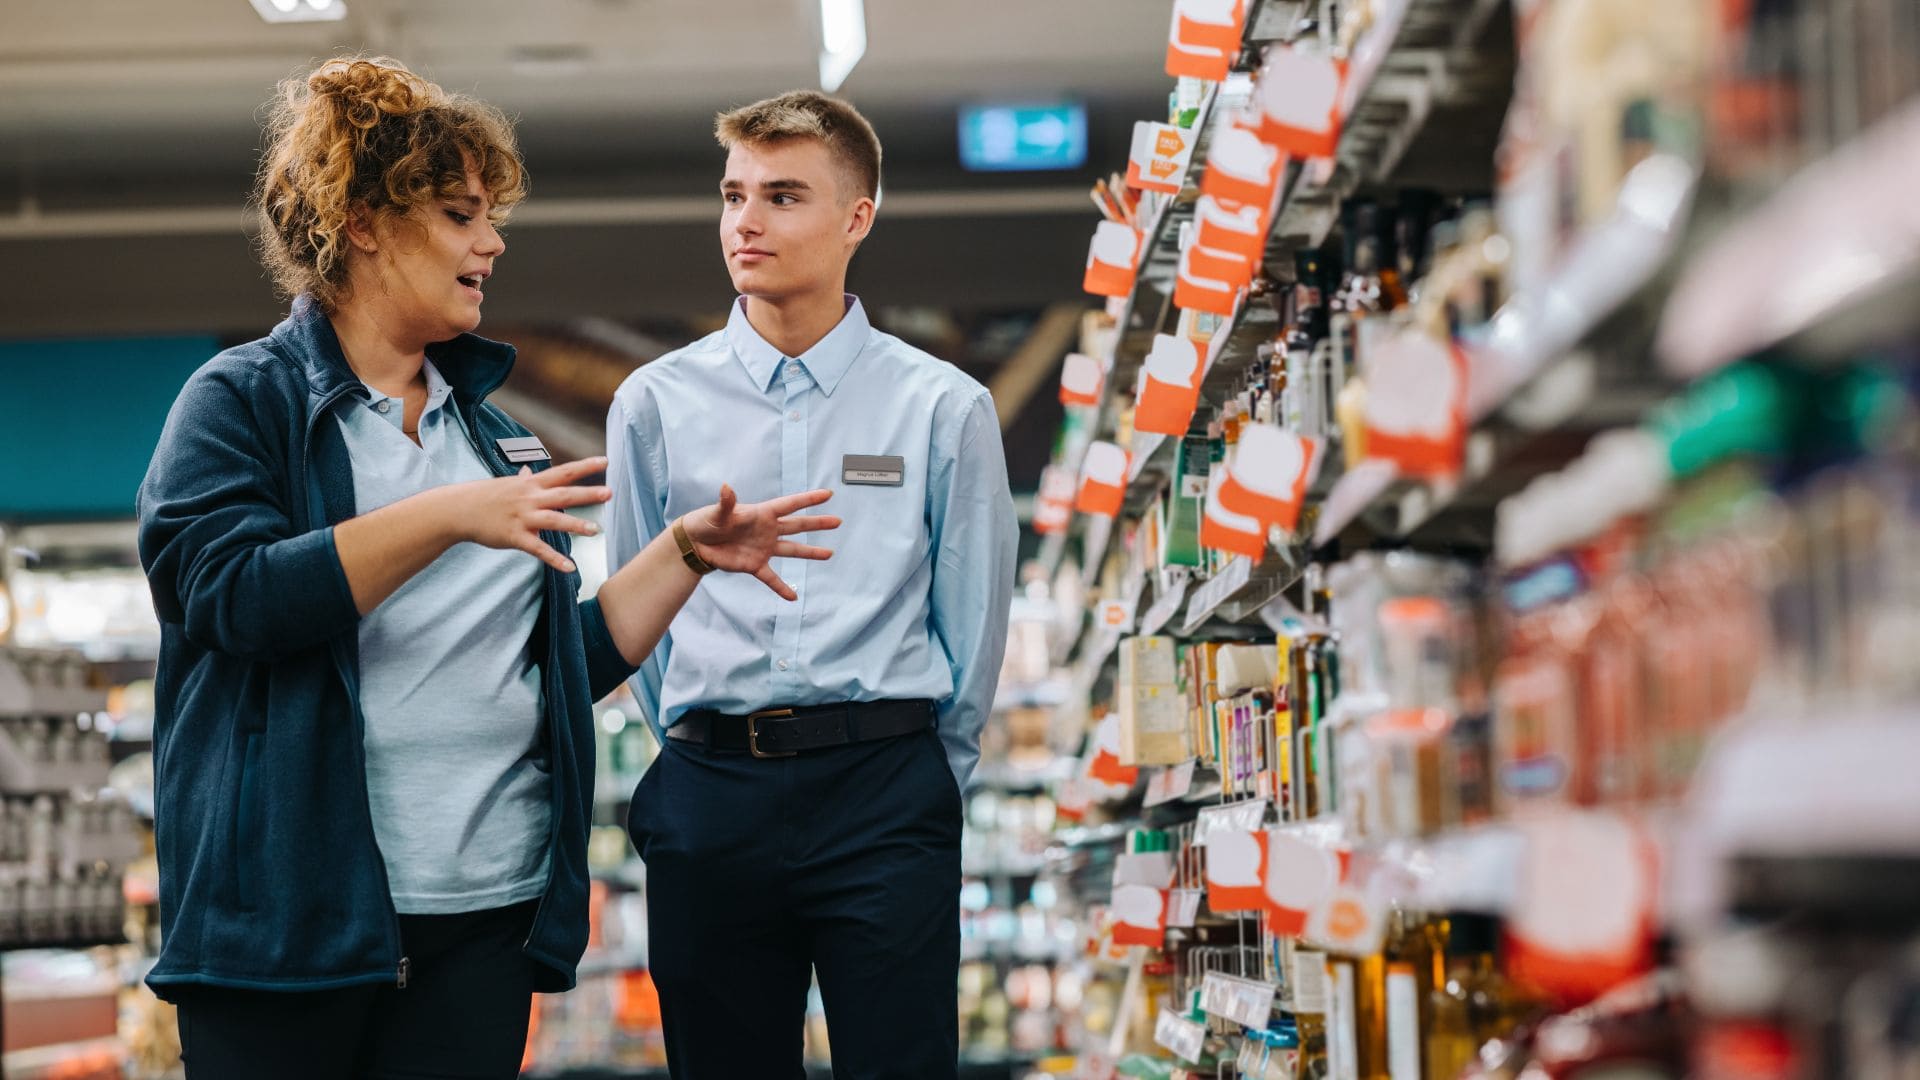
[136,56,837,1078]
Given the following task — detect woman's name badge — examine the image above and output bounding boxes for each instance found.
[496,436,551,464]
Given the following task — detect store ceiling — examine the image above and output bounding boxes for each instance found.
[0,0,1174,337]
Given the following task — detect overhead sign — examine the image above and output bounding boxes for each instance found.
[958,102,1089,172]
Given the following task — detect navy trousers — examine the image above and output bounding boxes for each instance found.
[629,725,963,1080]
[174,900,537,1079]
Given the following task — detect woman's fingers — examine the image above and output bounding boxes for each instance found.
[538,484,613,510]
[764,489,834,517]
[774,542,834,561]
[776,514,842,536]
[521,537,578,574]
[536,457,609,486]
[533,510,600,537]
[754,565,797,601]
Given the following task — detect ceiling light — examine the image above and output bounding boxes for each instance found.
[249,0,348,23]
[818,0,865,93]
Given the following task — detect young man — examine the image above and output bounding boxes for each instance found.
[605,91,1018,1078]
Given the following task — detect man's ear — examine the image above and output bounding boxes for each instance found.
[345,204,380,254]
[847,195,876,247]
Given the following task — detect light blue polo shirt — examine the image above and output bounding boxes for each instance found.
[335,360,550,914]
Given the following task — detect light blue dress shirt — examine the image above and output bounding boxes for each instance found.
[606,296,1018,788]
[335,360,551,913]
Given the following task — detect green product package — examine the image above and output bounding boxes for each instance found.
[1163,435,1211,568]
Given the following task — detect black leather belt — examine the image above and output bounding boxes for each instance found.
[667,699,936,759]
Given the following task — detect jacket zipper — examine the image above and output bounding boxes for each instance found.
[456,401,567,950]
[304,385,411,987]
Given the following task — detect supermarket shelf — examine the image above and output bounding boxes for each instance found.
[1310,155,1699,550]
[1105,8,1321,398]
[1659,94,1920,379]
[969,757,1076,794]
[1120,290,1287,517]
[963,859,1047,879]
[960,939,1070,964]
[1105,0,1521,524]
[1245,0,1311,45]
[1178,551,1300,635]
[1283,0,1513,216]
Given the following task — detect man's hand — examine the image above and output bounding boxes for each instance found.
[682,486,840,600]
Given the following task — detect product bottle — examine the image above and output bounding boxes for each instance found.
[1385,909,1448,1079]
[1424,914,1541,1079]
[1290,941,1333,1080]
[1325,947,1388,1080]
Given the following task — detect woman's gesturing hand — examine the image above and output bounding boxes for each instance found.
[454,456,611,573]
[681,485,840,600]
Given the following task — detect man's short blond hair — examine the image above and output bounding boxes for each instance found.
[715,90,882,202]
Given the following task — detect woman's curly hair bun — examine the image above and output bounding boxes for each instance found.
[254,56,527,309]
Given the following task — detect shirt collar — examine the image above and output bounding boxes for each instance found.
[348,359,455,428]
[272,294,516,407]
[724,295,870,397]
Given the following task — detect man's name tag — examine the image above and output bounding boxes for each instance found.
[843,454,905,486]
[496,436,551,465]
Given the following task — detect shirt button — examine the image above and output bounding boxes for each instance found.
[376,400,391,414]
[788,410,801,421]
[776,659,790,671]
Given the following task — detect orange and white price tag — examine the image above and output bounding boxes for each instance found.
[1159,2,1236,86]
[1111,883,1169,947]
[1127,121,1195,195]
[1054,775,1090,821]
[1083,221,1141,299]
[1201,123,1286,209]
[1167,887,1204,928]
[1219,424,1320,533]
[1096,597,1135,633]
[1075,440,1130,517]
[1205,826,1268,912]
[1033,498,1071,535]
[1173,245,1243,317]
[1034,464,1076,535]
[1195,195,1268,263]
[1261,829,1340,937]
[1171,0,1247,54]
[1362,326,1468,478]
[1059,351,1106,407]
[1135,334,1207,436]
[1256,45,1344,159]
[1087,714,1141,787]
[1303,853,1397,956]
[1115,851,1177,889]
[1202,468,1267,559]
[1505,812,1658,1005]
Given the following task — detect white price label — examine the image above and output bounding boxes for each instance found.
[1140,572,1191,636]
[1144,759,1198,807]
[1201,970,1278,1029]
[1113,851,1176,889]
[1387,967,1422,1080]
[1290,949,1328,1013]
[1167,887,1204,928]
[1182,555,1254,633]
[1195,797,1269,844]
[1154,1007,1209,1063]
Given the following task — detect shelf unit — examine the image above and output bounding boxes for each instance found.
[1024,0,1920,1075]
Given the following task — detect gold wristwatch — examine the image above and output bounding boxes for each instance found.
[672,516,716,576]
